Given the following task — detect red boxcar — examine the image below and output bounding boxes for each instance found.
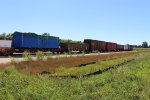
[106,42,117,51]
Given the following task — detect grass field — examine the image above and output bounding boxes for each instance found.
[1,49,150,99]
[0,52,136,74]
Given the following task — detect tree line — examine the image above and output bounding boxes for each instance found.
[0,33,13,40]
[0,32,81,43]
[133,41,149,48]
[0,32,50,40]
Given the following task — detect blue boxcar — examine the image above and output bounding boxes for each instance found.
[11,32,39,48]
[11,32,60,49]
[38,36,59,49]
[46,36,60,48]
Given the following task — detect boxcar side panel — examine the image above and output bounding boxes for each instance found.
[0,40,12,48]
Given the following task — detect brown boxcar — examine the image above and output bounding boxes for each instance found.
[60,42,89,53]
[106,42,117,51]
[98,41,107,52]
[84,39,107,52]
[84,39,99,52]
[117,44,124,51]
[112,43,117,51]
[129,45,133,50]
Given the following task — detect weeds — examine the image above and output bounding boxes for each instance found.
[81,51,85,56]
[0,50,150,99]
[46,51,53,58]
[10,58,17,64]
[0,52,137,74]
[23,51,32,60]
[52,56,135,77]
[36,51,45,60]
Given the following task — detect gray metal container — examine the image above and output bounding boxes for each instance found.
[0,40,12,48]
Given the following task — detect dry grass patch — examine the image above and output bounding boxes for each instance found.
[0,52,136,74]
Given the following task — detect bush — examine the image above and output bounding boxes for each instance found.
[46,51,53,58]
[10,58,17,64]
[36,51,45,59]
[82,51,85,56]
[23,51,31,60]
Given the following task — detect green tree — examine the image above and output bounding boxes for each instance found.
[5,33,13,40]
[60,39,82,43]
[42,33,50,36]
[0,33,13,40]
[0,33,6,40]
[0,34,4,40]
[142,41,148,48]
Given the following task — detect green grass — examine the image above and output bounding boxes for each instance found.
[51,55,135,77]
[1,52,150,99]
[133,47,150,52]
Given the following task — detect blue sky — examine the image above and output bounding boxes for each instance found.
[0,0,150,45]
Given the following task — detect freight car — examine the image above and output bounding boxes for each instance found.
[117,44,124,51]
[11,32,60,53]
[60,43,89,53]
[106,42,117,51]
[98,41,107,52]
[84,39,98,52]
[0,40,13,55]
[124,44,133,51]
[84,39,106,52]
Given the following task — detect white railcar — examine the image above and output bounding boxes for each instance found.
[0,40,12,48]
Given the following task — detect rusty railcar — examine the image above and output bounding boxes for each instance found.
[84,39,107,52]
[98,41,107,52]
[60,42,89,53]
[84,39,99,52]
[106,42,117,51]
[117,44,124,51]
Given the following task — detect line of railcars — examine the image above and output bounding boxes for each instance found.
[0,32,133,55]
